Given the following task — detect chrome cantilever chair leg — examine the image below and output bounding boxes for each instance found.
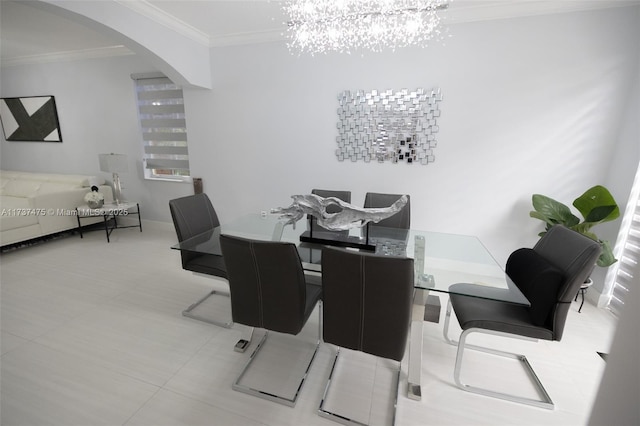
[443,299,554,410]
[442,298,458,346]
[233,322,321,406]
[454,328,554,409]
[318,348,401,426]
[182,273,233,328]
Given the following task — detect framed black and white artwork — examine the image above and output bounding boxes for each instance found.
[0,96,62,142]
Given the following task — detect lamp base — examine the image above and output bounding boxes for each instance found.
[112,173,125,205]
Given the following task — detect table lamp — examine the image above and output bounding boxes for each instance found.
[99,153,128,205]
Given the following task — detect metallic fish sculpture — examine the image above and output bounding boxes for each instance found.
[271,194,408,231]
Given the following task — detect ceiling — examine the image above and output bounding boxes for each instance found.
[1,0,638,66]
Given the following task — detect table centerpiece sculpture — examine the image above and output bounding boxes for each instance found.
[272,194,408,250]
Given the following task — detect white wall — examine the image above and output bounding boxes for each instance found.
[0,55,193,221]
[588,251,640,424]
[2,6,639,288]
[188,6,640,268]
[590,53,640,300]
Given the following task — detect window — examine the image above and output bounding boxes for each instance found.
[605,161,640,317]
[132,73,190,181]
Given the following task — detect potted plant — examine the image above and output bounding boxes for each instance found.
[529,185,620,267]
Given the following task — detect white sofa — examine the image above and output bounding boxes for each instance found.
[1,170,114,247]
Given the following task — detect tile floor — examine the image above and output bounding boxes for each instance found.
[0,221,618,425]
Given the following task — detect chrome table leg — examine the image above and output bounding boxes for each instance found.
[407,287,429,401]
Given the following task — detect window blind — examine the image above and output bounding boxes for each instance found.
[606,161,640,317]
[133,73,190,180]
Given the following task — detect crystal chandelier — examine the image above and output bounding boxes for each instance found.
[284,0,449,55]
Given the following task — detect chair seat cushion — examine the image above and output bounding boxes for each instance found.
[506,248,564,326]
[184,254,227,279]
[449,294,555,340]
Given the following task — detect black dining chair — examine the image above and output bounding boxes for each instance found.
[443,225,602,409]
[219,234,322,407]
[319,247,414,426]
[364,192,410,229]
[169,193,232,328]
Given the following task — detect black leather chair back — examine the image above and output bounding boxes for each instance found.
[169,193,221,268]
[321,247,414,361]
[364,192,410,229]
[532,225,601,340]
[220,234,318,335]
[170,193,220,241]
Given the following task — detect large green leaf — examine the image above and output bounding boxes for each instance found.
[584,205,618,223]
[529,210,557,228]
[531,194,580,227]
[572,225,599,239]
[573,185,620,225]
[530,186,620,269]
[597,240,617,267]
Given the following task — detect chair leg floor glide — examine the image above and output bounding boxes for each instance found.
[318,349,401,426]
[233,331,320,407]
[234,327,254,353]
[181,289,233,328]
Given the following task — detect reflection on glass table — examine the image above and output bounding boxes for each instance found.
[172,214,528,306]
[171,213,530,402]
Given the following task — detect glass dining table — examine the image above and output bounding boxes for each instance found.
[172,213,529,401]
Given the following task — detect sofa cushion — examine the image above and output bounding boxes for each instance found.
[0,171,104,187]
[37,182,83,194]
[45,174,101,186]
[0,196,39,231]
[2,180,43,197]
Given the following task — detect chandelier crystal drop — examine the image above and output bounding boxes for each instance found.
[284,0,449,55]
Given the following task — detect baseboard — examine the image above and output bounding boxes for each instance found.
[590,288,611,308]
[141,219,175,232]
[115,218,173,231]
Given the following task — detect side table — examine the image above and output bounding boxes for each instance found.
[574,278,594,313]
[76,202,142,242]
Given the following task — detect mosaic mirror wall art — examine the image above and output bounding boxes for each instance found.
[336,88,442,165]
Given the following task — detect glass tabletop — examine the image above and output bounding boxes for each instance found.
[171,214,529,306]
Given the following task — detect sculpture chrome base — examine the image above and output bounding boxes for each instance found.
[443,299,554,410]
[318,348,401,426]
[233,331,320,407]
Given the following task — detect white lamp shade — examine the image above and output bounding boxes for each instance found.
[99,153,128,173]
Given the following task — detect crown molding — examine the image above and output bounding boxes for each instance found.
[2,0,638,66]
[1,45,134,68]
[210,29,287,48]
[114,0,210,47]
[445,0,640,25]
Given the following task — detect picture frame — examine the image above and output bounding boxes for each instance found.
[0,96,62,142]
